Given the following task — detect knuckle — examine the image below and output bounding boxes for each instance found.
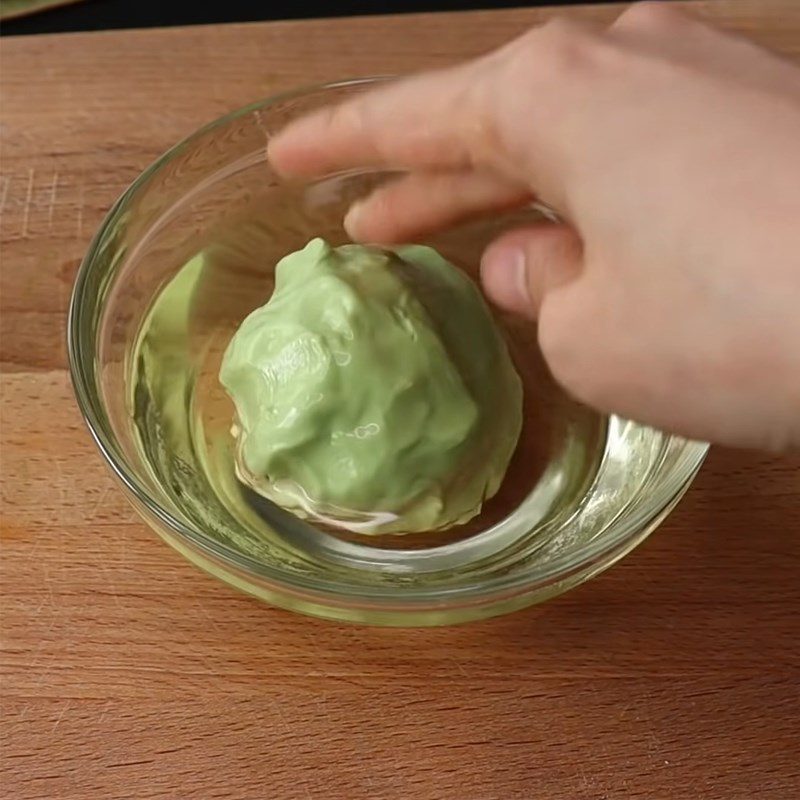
[505,17,615,86]
[616,1,687,32]
[533,17,599,72]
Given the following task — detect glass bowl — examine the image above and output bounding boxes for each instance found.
[68,79,708,626]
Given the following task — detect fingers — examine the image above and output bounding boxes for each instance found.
[267,19,604,206]
[480,223,584,318]
[268,11,698,184]
[268,61,498,178]
[344,170,532,243]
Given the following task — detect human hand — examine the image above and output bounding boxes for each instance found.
[268,3,800,451]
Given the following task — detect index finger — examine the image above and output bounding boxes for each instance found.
[267,60,500,178]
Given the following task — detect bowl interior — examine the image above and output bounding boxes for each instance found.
[70,80,707,615]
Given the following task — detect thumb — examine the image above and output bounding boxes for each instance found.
[480,223,584,318]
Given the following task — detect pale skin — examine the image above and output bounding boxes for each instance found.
[268,2,800,451]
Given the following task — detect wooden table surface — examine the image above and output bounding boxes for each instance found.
[2,2,799,798]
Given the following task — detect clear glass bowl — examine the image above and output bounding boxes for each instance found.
[68,79,708,626]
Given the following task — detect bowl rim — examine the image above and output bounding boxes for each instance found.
[67,77,709,608]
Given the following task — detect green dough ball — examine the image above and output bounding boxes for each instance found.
[219,238,522,534]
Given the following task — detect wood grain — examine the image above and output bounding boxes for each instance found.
[1,2,799,798]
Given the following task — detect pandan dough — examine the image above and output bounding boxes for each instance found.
[219,238,522,534]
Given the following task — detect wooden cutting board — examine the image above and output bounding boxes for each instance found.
[1,2,799,798]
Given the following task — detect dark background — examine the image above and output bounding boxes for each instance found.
[2,0,609,36]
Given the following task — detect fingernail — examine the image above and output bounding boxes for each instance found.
[481,246,530,314]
